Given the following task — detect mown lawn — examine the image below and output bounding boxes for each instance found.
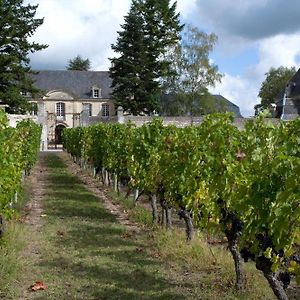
[1,152,279,299]
[17,153,187,300]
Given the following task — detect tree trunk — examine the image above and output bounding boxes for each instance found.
[265,273,289,300]
[166,208,172,230]
[108,171,112,186]
[113,174,118,192]
[101,167,105,184]
[178,208,194,242]
[134,189,139,204]
[150,194,158,223]
[125,187,132,199]
[160,199,172,230]
[104,170,109,186]
[218,199,244,290]
[0,215,5,238]
[227,236,244,290]
[256,256,288,300]
[14,191,18,203]
[161,208,166,227]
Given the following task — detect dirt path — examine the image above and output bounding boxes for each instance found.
[22,154,47,228]
[19,152,48,299]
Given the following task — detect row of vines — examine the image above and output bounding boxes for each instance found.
[63,113,299,300]
[0,109,41,229]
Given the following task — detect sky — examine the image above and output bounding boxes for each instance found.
[25,0,300,117]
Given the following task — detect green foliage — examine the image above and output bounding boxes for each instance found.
[0,222,26,298]
[66,55,91,71]
[0,109,41,218]
[234,117,300,272]
[110,0,183,115]
[258,66,296,109]
[129,119,167,192]
[63,114,300,294]
[0,0,47,113]
[160,25,222,116]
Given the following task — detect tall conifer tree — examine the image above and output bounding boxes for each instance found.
[110,1,145,115]
[110,0,183,115]
[0,0,47,113]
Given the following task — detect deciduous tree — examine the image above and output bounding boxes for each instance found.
[160,25,222,116]
[258,66,296,109]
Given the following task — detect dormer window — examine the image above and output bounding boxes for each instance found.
[92,86,101,98]
[21,91,30,97]
[93,89,99,98]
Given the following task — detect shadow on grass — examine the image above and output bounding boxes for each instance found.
[37,153,186,299]
[46,194,117,222]
[44,153,67,169]
[40,256,183,299]
[40,221,183,299]
[47,173,82,188]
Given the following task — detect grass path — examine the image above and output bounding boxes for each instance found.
[16,152,289,300]
[19,152,184,300]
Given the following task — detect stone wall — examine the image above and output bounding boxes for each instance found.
[7,104,47,151]
[80,112,281,130]
[121,115,280,129]
[7,114,38,128]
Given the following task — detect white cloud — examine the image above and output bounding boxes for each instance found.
[24,0,300,117]
[176,0,197,18]
[210,73,257,117]
[27,0,199,70]
[27,0,131,70]
[255,34,300,73]
[211,33,300,117]
[27,0,198,70]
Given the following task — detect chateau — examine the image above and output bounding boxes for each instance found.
[27,70,114,148]
[24,70,242,149]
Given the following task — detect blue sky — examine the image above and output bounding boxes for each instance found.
[26,0,300,116]
[212,46,259,77]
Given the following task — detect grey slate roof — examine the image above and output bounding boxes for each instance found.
[286,67,300,97]
[274,68,300,119]
[30,70,243,117]
[31,70,112,99]
[212,94,242,117]
[159,93,242,117]
[275,67,300,105]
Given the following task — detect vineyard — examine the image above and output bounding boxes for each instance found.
[63,113,300,300]
[0,109,41,230]
[0,108,298,299]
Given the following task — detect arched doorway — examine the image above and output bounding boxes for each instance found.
[55,124,66,145]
